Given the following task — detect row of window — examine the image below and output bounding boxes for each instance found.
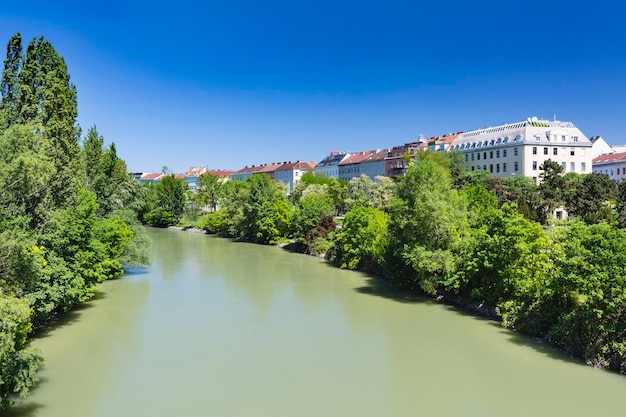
[595,167,626,176]
[465,148,517,162]
[532,146,576,156]
[531,161,586,172]
[470,162,516,173]
[454,134,580,150]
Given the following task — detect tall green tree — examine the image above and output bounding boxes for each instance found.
[387,157,471,294]
[0,33,22,127]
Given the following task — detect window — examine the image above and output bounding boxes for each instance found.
[562,135,566,142]
[532,147,537,155]
[571,162,575,172]
[553,148,558,155]
[465,154,468,162]
[496,150,500,158]
[543,147,548,155]
[532,161,537,170]
[581,162,586,172]
[484,152,487,159]
[570,148,575,156]
[514,147,519,156]
[503,149,507,157]
[471,153,475,161]
[477,153,481,160]
[573,136,579,142]
[490,151,494,159]
[535,135,541,141]
[471,166,475,171]
[483,165,487,171]
[514,161,519,171]
[561,162,566,170]
[503,163,507,172]
[490,164,493,173]
[496,163,500,173]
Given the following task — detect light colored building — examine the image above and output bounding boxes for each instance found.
[184,166,207,192]
[590,136,614,158]
[359,149,389,178]
[338,150,376,181]
[450,117,593,182]
[274,161,316,191]
[592,152,626,182]
[314,152,349,178]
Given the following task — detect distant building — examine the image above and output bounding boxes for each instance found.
[450,118,593,182]
[590,136,614,158]
[314,152,349,178]
[338,150,378,181]
[359,149,389,179]
[139,172,164,184]
[274,161,316,191]
[385,141,426,178]
[592,152,626,182]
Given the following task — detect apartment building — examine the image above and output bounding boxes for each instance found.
[450,118,592,182]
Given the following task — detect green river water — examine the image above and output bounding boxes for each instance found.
[7,227,626,417]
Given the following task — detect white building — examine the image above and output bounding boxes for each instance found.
[450,117,593,182]
[592,152,626,182]
[274,161,316,191]
[590,136,614,158]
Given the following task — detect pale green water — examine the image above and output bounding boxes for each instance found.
[8,228,626,417]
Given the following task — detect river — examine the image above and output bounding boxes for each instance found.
[8,227,626,417]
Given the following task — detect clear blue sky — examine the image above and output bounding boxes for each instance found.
[1,0,624,173]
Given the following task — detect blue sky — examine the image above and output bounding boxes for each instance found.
[1,1,625,172]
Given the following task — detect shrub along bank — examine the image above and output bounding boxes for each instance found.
[173,153,626,374]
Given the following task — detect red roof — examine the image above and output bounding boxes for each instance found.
[339,150,376,165]
[593,152,626,164]
[274,161,316,171]
[207,170,234,177]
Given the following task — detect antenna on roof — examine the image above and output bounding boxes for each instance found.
[554,113,557,122]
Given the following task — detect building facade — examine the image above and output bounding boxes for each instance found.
[274,161,316,191]
[592,152,626,182]
[450,118,592,182]
[314,152,349,178]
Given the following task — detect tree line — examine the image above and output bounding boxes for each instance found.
[151,151,626,374]
[0,33,148,409]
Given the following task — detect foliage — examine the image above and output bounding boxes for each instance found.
[0,293,44,410]
[291,190,335,241]
[386,157,470,294]
[0,33,150,409]
[565,173,617,224]
[345,174,396,212]
[195,173,224,212]
[333,206,387,270]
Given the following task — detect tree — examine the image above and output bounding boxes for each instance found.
[386,157,470,294]
[0,33,22,127]
[195,173,223,212]
[565,173,617,224]
[333,206,388,270]
[0,293,44,411]
[292,190,334,241]
[538,159,565,221]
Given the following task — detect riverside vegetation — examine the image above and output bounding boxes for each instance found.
[147,151,626,375]
[0,33,149,410]
[3,31,626,411]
